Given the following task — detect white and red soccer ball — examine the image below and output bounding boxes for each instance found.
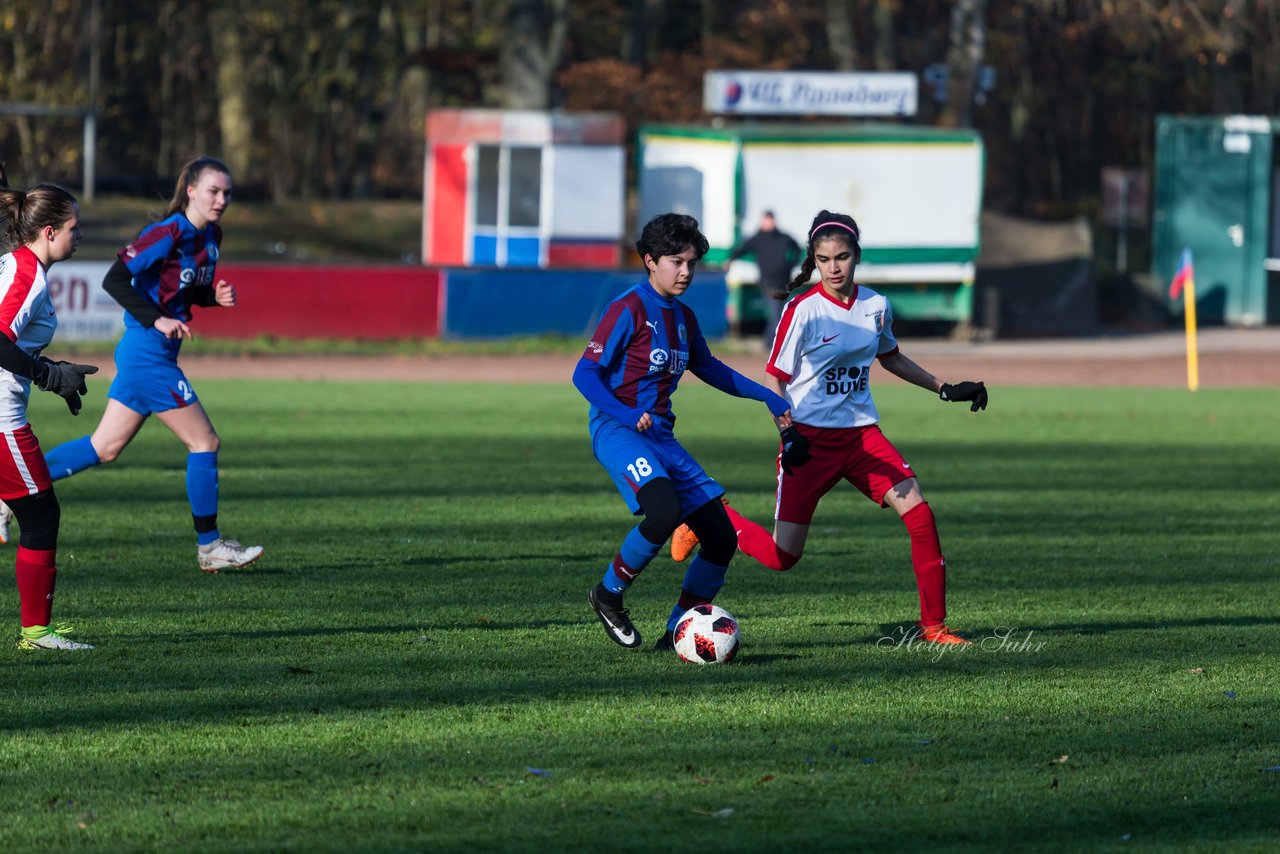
[673,604,740,664]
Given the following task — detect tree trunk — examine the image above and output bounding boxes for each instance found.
[871,0,896,71]
[156,0,178,174]
[939,0,987,128]
[1211,0,1247,114]
[825,0,857,71]
[211,3,254,182]
[502,0,568,109]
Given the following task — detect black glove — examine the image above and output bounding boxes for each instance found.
[779,425,811,475]
[940,380,988,412]
[35,357,99,415]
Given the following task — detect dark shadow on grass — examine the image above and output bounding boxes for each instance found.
[733,653,804,665]
[1020,615,1280,634]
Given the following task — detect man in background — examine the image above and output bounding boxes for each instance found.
[728,210,802,350]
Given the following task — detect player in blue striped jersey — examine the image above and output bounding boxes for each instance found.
[575,213,811,651]
[41,156,263,573]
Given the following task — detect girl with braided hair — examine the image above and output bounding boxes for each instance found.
[0,174,100,649]
[671,209,988,645]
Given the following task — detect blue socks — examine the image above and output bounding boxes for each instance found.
[601,525,664,593]
[187,452,220,545]
[667,555,728,629]
[44,435,100,481]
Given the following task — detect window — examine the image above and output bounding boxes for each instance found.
[509,147,542,228]
[476,145,500,227]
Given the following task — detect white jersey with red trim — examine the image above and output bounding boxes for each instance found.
[765,282,899,428]
[0,246,58,431]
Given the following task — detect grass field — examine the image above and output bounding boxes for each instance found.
[1,379,1277,851]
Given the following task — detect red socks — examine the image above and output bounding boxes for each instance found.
[901,502,946,626]
[676,588,709,613]
[716,499,948,626]
[724,505,800,572]
[16,546,57,628]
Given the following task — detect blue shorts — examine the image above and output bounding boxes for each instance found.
[108,322,199,415]
[590,415,723,518]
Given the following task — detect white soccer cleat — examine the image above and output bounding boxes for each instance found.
[19,626,95,650]
[198,537,264,573]
[0,499,12,545]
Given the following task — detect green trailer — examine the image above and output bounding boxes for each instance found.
[637,122,985,330]
[1153,114,1280,327]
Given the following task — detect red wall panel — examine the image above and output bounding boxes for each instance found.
[193,265,442,340]
[426,144,468,265]
[547,241,619,268]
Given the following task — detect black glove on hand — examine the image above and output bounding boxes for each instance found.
[940,380,988,412]
[35,357,99,415]
[779,425,811,475]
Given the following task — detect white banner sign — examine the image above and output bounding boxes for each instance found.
[704,71,918,117]
[45,261,124,342]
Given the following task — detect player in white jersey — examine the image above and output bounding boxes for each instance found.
[0,176,100,650]
[672,210,988,645]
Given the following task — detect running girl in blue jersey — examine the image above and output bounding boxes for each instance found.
[575,213,811,651]
[0,176,100,649]
[42,156,263,573]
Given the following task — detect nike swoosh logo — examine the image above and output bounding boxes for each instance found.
[822,334,839,343]
[596,604,634,640]
[605,620,636,643]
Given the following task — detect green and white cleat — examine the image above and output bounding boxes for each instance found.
[198,537,264,572]
[18,624,94,650]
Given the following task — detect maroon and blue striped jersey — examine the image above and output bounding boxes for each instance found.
[118,213,221,322]
[575,281,791,434]
[577,282,710,429]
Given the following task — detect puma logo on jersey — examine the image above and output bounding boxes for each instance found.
[645,320,658,331]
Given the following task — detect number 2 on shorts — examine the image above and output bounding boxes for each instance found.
[626,457,653,483]
[177,380,194,402]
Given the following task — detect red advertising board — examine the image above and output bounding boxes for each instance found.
[193,265,442,340]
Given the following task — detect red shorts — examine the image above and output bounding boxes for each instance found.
[0,424,53,500]
[775,423,916,525]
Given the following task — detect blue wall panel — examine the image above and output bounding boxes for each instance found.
[471,235,498,265]
[443,269,728,339]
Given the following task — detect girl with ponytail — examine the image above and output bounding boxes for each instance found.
[40,156,263,573]
[0,176,100,649]
[671,209,989,645]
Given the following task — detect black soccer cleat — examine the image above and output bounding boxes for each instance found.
[652,629,676,652]
[588,584,642,649]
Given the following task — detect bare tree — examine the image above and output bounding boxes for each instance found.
[939,0,988,128]
[825,0,858,71]
[502,0,568,108]
[211,2,254,183]
[870,0,896,71]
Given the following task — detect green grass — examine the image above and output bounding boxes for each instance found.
[2,381,1277,851]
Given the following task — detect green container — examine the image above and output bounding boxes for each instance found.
[1153,115,1278,326]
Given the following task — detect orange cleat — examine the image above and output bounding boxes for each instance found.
[917,622,972,645]
[670,523,699,563]
[671,497,729,563]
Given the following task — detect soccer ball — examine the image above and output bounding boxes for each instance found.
[673,604,740,664]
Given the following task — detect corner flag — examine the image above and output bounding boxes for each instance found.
[1169,248,1194,300]
[1169,247,1198,391]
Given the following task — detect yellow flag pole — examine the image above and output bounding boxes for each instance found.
[1183,271,1199,391]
